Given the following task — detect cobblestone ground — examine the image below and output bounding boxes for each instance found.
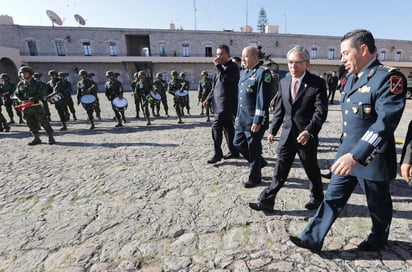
[0,92,411,272]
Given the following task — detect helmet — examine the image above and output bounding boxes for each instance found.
[58,72,66,77]
[201,70,208,76]
[105,70,114,77]
[48,70,58,76]
[133,72,139,78]
[170,70,178,76]
[155,72,162,79]
[19,66,34,75]
[137,71,146,77]
[78,69,88,76]
[0,73,9,79]
[179,72,185,77]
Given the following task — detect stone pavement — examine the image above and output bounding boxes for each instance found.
[0,92,411,272]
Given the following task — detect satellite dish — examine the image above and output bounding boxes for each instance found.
[46,10,63,26]
[74,14,86,26]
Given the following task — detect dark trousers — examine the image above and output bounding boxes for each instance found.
[55,102,67,126]
[300,175,392,249]
[211,113,237,157]
[258,134,324,205]
[233,129,265,183]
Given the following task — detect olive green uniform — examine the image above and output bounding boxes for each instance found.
[0,95,10,132]
[105,78,126,126]
[131,79,143,118]
[135,79,152,125]
[167,78,184,123]
[180,78,191,115]
[198,76,213,121]
[15,79,55,144]
[46,78,68,130]
[0,80,22,123]
[153,78,169,116]
[77,78,99,128]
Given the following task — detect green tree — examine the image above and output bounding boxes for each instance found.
[257,7,268,33]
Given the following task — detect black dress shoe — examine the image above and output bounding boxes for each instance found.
[207,155,222,164]
[304,199,322,210]
[244,180,261,188]
[223,153,240,159]
[248,202,273,211]
[357,240,386,251]
[289,236,321,253]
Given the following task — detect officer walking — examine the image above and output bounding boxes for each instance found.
[46,70,68,131]
[58,72,77,121]
[15,66,55,145]
[168,70,184,124]
[290,29,407,253]
[134,71,152,125]
[233,46,273,187]
[180,72,191,115]
[76,69,98,129]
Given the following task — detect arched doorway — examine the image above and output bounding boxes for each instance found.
[0,57,18,83]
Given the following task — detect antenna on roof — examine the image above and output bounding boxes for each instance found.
[74,14,86,26]
[46,10,63,27]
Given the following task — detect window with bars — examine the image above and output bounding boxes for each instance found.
[108,41,118,56]
[55,40,66,56]
[182,43,189,57]
[82,42,92,56]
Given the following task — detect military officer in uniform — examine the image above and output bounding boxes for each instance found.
[15,66,55,145]
[153,72,169,117]
[290,29,407,253]
[233,46,273,187]
[168,70,184,124]
[105,70,126,127]
[58,72,77,121]
[198,70,213,121]
[131,72,143,118]
[1,73,23,124]
[76,69,99,129]
[46,70,68,131]
[134,71,152,125]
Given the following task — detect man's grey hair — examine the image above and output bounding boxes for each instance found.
[287,45,310,61]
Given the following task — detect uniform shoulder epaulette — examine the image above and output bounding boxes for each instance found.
[378,65,399,72]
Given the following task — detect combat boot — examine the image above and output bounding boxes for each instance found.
[165,110,169,118]
[28,132,42,145]
[48,134,56,145]
[4,124,10,132]
[7,118,15,124]
[72,113,77,121]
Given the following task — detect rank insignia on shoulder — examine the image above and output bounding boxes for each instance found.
[264,73,272,83]
[390,75,403,94]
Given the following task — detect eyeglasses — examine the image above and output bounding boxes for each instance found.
[287,60,306,65]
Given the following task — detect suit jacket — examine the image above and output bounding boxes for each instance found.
[270,71,328,146]
[338,59,406,181]
[206,60,239,116]
[400,120,412,165]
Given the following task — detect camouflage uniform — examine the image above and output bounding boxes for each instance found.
[58,72,77,120]
[167,71,184,123]
[152,73,169,117]
[0,93,10,132]
[131,72,143,118]
[180,72,191,115]
[0,73,22,124]
[15,66,55,145]
[33,72,52,122]
[105,70,126,127]
[134,71,152,125]
[76,70,99,129]
[46,70,68,131]
[197,71,213,121]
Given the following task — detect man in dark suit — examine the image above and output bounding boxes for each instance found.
[290,29,406,253]
[400,120,412,184]
[204,44,240,164]
[233,46,274,188]
[249,45,328,210]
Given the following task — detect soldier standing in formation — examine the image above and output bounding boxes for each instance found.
[15,66,55,145]
[131,72,143,119]
[152,72,169,117]
[197,70,213,122]
[180,72,191,115]
[1,73,23,124]
[76,69,99,129]
[58,72,77,121]
[134,71,152,125]
[105,70,126,127]
[46,70,68,131]
[33,72,52,122]
[0,91,11,132]
[168,70,184,124]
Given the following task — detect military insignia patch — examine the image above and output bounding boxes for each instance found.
[390,76,403,94]
[358,86,371,93]
[264,73,272,83]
